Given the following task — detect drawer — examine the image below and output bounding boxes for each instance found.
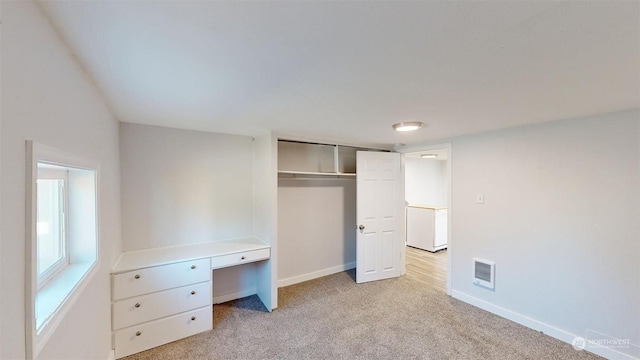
[114,305,212,359]
[113,258,210,300]
[112,281,211,330]
[211,248,270,270]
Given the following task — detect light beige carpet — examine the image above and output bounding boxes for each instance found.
[124,270,602,359]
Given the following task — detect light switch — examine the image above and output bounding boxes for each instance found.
[476,193,484,204]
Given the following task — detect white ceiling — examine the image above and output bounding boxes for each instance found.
[405,148,448,161]
[39,1,639,148]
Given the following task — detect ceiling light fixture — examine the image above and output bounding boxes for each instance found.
[421,154,438,159]
[392,122,423,132]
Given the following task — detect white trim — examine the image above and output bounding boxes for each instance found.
[105,350,115,360]
[36,261,97,330]
[278,262,356,288]
[25,141,101,359]
[213,287,257,304]
[35,263,100,356]
[399,154,406,276]
[451,290,640,360]
[35,168,70,289]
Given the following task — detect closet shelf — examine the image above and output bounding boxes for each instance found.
[278,170,356,177]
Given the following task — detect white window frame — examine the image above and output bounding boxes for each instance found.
[36,167,70,288]
[25,141,100,359]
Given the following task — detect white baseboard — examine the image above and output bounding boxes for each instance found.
[278,262,356,288]
[105,349,115,360]
[213,287,257,304]
[451,290,639,360]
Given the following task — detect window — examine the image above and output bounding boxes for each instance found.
[36,167,69,287]
[26,141,100,358]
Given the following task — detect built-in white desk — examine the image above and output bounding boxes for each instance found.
[112,236,270,273]
[110,237,270,358]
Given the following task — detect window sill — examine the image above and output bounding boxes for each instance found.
[36,261,96,332]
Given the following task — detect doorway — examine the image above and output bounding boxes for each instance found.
[402,145,451,294]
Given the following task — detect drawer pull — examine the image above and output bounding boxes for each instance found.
[136,331,142,336]
[191,316,196,321]
[191,291,196,295]
[134,274,140,279]
[191,265,196,269]
[134,303,141,308]
[241,256,246,260]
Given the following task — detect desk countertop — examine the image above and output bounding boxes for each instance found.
[407,204,447,210]
[112,237,270,274]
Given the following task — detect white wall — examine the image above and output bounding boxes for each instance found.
[120,122,254,251]
[120,123,262,301]
[405,157,447,206]
[449,110,640,358]
[0,0,4,344]
[278,177,357,286]
[1,1,121,359]
[252,133,278,310]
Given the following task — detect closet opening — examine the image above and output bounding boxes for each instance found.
[276,139,388,288]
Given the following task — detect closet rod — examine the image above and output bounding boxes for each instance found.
[278,139,388,151]
[278,176,356,181]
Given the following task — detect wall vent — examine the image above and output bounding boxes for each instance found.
[473,258,495,290]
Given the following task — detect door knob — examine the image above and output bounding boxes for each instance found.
[359,225,365,231]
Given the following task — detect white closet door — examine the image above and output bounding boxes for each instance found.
[356,151,403,284]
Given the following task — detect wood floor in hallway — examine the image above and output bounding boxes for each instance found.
[405,246,447,293]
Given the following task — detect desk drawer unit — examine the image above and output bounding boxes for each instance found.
[112,258,210,300]
[112,281,211,330]
[114,305,212,359]
[111,258,212,358]
[211,248,270,270]
[111,239,272,358]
